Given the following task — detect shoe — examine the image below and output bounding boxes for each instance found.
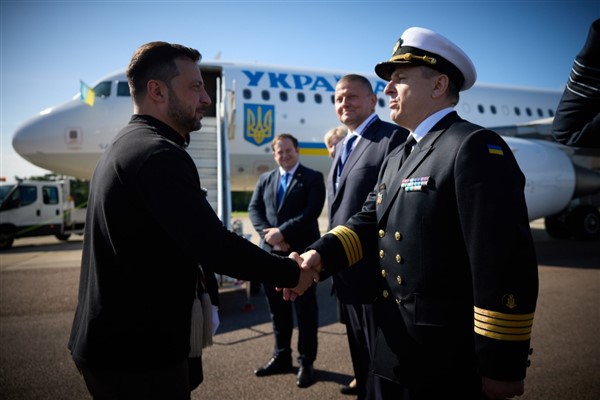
[296,364,315,388]
[340,378,359,395]
[254,356,293,377]
[340,385,359,395]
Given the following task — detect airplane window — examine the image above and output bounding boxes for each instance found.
[261,90,270,101]
[314,93,322,104]
[330,94,335,104]
[537,108,544,117]
[280,91,288,101]
[526,107,532,117]
[93,81,111,98]
[477,104,485,114]
[378,98,386,108]
[117,82,131,97]
[490,105,497,114]
[514,107,521,116]
[243,89,252,100]
[297,92,305,103]
[548,109,554,117]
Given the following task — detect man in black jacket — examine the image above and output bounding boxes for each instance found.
[248,133,325,388]
[68,42,313,400]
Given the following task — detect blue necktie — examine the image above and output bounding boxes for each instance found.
[277,172,289,205]
[338,134,358,174]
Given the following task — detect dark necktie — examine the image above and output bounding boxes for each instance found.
[277,172,289,205]
[338,134,358,174]
[400,135,416,165]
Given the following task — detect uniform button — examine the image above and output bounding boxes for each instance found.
[378,229,385,238]
[379,250,385,259]
[395,232,402,240]
[396,275,402,285]
[381,269,387,278]
[382,290,389,298]
[395,254,402,263]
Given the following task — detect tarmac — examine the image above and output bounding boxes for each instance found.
[0,216,598,400]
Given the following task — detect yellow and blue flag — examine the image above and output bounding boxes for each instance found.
[80,80,95,107]
[487,144,504,156]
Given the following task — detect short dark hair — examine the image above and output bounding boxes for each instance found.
[271,133,299,151]
[337,74,374,95]
[126,41,201,102]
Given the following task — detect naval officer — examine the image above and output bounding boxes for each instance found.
[295,27,539,400]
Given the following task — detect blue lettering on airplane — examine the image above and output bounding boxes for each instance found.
[241,69,386,94]
[244,103,274,146]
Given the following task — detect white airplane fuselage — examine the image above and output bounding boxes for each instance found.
[12,61,592,223]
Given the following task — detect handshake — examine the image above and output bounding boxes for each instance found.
[278,250,322,301]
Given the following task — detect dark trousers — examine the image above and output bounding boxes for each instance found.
[75,358,203,400]
[341,302,382,400]
[263,281,318,366]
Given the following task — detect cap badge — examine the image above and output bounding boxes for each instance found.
[390,53,437,65]
[392,38,403,56]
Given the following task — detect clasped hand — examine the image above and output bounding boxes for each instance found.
[276,250,322,301]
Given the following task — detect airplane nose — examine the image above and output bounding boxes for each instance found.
[12,111,50,159]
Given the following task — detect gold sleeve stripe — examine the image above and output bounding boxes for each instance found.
[474,306,534,341]
[474,306,535,321]
[475,314,533,327]
[329,225,363,265]
[474,326,532,341]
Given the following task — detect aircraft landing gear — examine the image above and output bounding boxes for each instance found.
[544,204,600,240]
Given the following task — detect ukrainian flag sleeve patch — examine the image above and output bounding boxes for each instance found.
[487,144,504,156]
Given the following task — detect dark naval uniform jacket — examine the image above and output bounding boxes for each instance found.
[311,112,539,386]
[328,117,407,304]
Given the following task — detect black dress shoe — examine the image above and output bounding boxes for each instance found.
[340,385,359,395]
[254,356,293,377]
[296,364,315,388]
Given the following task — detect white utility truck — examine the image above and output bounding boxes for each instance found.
[0,180,86,249]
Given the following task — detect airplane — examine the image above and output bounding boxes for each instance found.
[11,61,600,240]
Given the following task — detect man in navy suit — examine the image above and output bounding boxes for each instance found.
[297,27,539,399]
[248,133,325,388]
[328,74,407,398]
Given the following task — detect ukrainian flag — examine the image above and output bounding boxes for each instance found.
[487,144,504,156]
[80,80,95,107]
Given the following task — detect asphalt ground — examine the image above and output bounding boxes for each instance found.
[0,217,598,400]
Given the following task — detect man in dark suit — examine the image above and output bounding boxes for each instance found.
[297,27,539,399]
[248,133,325,388]
[328,74,407,398]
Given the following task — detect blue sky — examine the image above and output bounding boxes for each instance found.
[1,0,598,180]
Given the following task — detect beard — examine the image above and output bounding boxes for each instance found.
[167,90,202,134]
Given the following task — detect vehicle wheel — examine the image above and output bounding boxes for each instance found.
[0,232,14,250]
[55,233,71,241]
[567,205,600,240]
[544,213,571,239]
